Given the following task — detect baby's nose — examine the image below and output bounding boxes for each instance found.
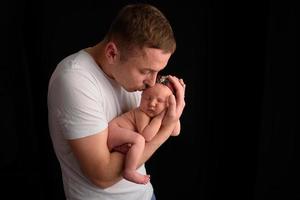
[149,99,157,106]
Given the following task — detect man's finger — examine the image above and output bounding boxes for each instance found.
[167,94,176,116]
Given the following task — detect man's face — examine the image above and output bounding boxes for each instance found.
[139,84,172,117]
[113,47,172,92]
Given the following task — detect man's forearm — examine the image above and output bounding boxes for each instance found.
[93,124,173,188]
[91,151,125,188]
[172,120,181,135]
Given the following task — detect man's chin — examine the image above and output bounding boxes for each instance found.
[133,89,143,92]
[125,86,144,92]
[123,87,136,92]
[135,87,145,92]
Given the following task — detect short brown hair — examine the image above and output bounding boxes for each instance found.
[104,4,176,57]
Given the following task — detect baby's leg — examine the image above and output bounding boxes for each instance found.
[108,123,150,184]
[123,133,150,184]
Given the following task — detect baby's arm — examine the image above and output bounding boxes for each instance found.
[135,109,151,135]
[171,120,181,136]
[136,110,165,142]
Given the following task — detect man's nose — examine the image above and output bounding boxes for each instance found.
[145,74,157,88]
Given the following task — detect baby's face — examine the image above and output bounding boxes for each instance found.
[140,84,172,117]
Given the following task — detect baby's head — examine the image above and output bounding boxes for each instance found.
[140,76,174,117]
[156,75,175,94]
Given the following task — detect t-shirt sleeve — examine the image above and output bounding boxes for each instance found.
[49,70,107,139]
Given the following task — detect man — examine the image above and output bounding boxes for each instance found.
[47,3,185,200]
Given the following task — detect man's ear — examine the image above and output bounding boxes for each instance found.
[105,42,119,64]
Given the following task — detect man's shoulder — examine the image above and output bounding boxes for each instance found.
[51,49,105,86]
[58,49,93,69]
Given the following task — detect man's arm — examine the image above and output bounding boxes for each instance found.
[69,129,124,189]
[68,122,176,189]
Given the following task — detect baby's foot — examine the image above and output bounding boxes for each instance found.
[124,169,150,184]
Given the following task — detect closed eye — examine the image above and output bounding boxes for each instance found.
[140,69,151,75]
[157,98,165,103]
[142,94,151,101]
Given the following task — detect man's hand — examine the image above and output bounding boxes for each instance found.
[162,75,186,126]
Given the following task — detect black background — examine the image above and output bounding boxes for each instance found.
[0,0,298,199]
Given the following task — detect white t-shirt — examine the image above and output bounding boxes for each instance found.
[47,50,153,200]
